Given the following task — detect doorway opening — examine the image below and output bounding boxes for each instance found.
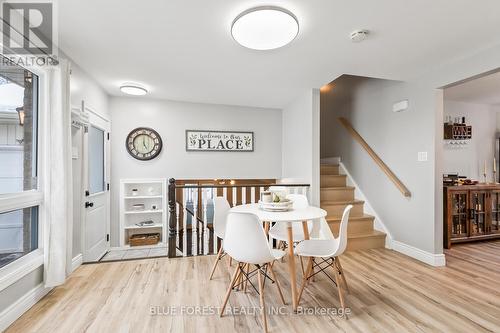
[441,69,500,256]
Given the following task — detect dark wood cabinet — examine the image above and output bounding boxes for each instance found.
[490,190,500,234]
[444,185,500,248]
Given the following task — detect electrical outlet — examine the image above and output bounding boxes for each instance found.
[418,152,428,162]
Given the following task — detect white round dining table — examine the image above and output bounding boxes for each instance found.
[230,203,327,223]
[229,203,327,311]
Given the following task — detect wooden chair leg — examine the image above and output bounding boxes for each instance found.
[297,257,314,304]
[333,262,346,310]
[300,256,305,276]
[335,257,350,294]
[268,262,286,305]
[209,246,224,280]
[235,263,244,291]
[220,263,243,317]
[228,256,233,268]
[257,267,269,333]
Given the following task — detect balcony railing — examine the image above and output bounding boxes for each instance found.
[167,178,310,258]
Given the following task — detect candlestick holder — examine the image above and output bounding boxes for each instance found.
[483,173,487,184]
[494,170,498,184]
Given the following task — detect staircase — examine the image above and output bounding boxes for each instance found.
[320,164,386,251]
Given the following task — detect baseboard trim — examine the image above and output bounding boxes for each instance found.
[71,254,83,272]
[391,240,446,267]
[0,283,51,332]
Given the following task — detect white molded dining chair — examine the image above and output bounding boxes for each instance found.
[296,205,353,310]
[220,212,286,333]
[268,194,314,273]
[268,194,314,243]
[208,197,231,280]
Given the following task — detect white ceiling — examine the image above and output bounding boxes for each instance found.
[59,0,500,109]
[444,70,500,106]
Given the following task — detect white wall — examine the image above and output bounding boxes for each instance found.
[443,101,497,181]
[109,97,282,246]
[69,62,109,117]
[282,89,320,205]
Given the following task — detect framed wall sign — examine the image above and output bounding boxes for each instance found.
[186,130,254,152]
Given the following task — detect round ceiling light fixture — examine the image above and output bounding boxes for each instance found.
[120,83,148,96]
[231,6,299,50]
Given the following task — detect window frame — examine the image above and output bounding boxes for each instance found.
[0,53,48,291]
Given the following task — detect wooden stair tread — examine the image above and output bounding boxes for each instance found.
[321,199,364,205]
[327,214,374,222]
[320,164,340,175]
[347,230,386,239]
[320,186,355,191]
[320,161,385,250]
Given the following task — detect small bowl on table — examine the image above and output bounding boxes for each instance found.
[258,199,293,212]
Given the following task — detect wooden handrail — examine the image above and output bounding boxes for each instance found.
[338,117,411,197]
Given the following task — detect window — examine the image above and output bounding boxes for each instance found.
[89,125,105,194]
[0,55,40,270]
[0,207,38,268]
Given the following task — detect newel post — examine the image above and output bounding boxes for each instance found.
[168,178,177,258]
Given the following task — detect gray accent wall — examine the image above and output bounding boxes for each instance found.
[321,76,438,254]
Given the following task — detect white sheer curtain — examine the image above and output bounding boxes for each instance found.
[44,59,72,287]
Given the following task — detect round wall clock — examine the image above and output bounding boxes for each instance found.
[126,127,163,160]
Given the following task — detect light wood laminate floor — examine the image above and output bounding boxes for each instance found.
[7,241,500,333]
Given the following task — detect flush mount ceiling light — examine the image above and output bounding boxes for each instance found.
[231,6,299,50]
[120,83,148,96]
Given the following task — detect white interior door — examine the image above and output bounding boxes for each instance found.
[83,107,110,262]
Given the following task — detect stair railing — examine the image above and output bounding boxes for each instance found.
[167,179,311,258]
[338,117,411,198]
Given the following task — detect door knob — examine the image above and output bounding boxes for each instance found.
[85,202,94,208]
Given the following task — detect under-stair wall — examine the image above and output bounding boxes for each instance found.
[320,75,445,266]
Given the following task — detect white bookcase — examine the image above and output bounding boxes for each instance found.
[119,178,167,248]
